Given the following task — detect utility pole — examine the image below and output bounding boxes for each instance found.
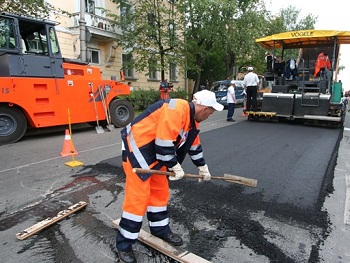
[79,0,87,62]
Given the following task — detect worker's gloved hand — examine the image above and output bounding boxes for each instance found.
[168,163,185,181]
[198,164,211,182]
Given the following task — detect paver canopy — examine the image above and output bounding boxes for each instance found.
[256,30,350,49]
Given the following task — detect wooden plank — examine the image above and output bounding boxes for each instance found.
[16,201,87,240]
[112,218,211,263]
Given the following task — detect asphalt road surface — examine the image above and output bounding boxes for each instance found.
[0,108,348,263]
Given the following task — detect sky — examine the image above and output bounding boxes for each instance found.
[265,0,350,91]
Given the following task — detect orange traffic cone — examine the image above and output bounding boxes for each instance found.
[61,129,78,157]
[241,104,247,117]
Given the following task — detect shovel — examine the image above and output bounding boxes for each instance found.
[132,168,258,187]
[90,84,104,134]
[99,86,116,132]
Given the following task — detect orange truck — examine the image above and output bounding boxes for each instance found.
[0,12,134,145]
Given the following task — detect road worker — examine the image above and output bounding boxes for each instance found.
[243,66,260,112]
[116,89,224,263]
[314,52,332,77]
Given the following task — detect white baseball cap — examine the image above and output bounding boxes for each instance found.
[193,90,224,111]
[248,66,253,71]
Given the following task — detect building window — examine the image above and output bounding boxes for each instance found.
[88,49,100,64]
[85,0,95,15]
[148,59,158,80]
[120,1,132,17]
[120,1,134,31]
[147,12,157,39]
[122,53,134,78]
[168,21,175,47]
[169,62,177,81]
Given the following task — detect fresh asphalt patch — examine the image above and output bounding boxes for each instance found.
[0,120,342,262]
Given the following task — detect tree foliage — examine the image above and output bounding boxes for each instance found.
[177,0,226,92]
[108,0,316,91]
[180,0,269,91]
[279,6,316,32]
[196,2,317,85]
[109,0,185,81]
[0,0,69,18]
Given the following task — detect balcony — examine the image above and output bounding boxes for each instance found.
[71,12,122,41]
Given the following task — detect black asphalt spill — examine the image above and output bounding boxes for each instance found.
[167,172,334,262]
[0,162,182,262]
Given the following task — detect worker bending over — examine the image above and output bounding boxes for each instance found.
[116,90,224,263]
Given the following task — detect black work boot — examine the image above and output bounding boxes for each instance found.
[159,232,183,246]
[117,249,137,263]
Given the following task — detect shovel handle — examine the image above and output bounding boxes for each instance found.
[132,168,257,187]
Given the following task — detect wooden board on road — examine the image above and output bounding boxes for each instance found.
[112,218,211,263]
[16,201,87,240]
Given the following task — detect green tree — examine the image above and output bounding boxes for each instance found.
[0,0,68,18]
[183,0,268,88]
[280,6,316,32]
[109,0,185,82]
[107,0,317,91]
[177,0,227,93]
[220,0,268,78]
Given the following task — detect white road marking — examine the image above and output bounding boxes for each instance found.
[0,142,121,174]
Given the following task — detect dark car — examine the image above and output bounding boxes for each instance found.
[211,80,245,108]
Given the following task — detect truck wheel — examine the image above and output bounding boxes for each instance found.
[109,99,134,128]
[0,106,27,145]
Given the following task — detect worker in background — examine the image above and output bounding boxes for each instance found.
[314,52,331,77]
[243,67,260,112]
[226,80,236,122]
[116,90,224,263]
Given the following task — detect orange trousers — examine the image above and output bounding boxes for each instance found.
[116,160,171,251]
[122,160,170,215]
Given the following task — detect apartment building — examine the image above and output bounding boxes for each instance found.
[48,0,187,92]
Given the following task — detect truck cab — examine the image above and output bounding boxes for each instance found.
[0,13,134,145]
[0,13,64,78]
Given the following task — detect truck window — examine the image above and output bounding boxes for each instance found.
[49,27,59,54]
[0,17,16,50]
[22,27,49,55]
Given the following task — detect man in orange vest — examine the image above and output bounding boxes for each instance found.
[116,90,224,263]
[314,52,331,77]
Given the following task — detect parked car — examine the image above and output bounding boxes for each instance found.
[211,80,245,108]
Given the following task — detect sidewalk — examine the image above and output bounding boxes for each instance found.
[320,111,350,262]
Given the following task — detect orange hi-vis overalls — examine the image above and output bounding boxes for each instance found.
[314,52,331,77]
[116,99,206,251]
